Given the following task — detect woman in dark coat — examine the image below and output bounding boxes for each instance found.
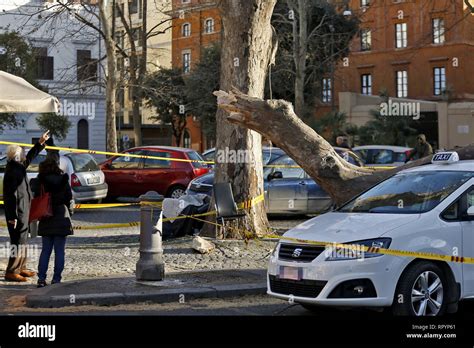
[3,131,50,282]
[32,157,74,287]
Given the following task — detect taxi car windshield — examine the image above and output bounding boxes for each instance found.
[339,171,474,214]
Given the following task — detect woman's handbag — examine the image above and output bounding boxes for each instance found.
[29,184,53,223]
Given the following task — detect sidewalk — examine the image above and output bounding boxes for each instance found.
[25,269,267,308]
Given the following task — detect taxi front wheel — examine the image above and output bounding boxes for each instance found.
[392,261,448,316]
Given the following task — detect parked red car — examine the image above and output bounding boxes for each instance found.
[100,146,210,199]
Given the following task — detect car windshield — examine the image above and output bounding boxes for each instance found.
[264,155,304,179]
[68,154,99,172]
[339,171,474,214]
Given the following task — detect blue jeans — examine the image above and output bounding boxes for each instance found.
[38,236,67,283]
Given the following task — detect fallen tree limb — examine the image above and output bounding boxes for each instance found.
[214,89,469,205]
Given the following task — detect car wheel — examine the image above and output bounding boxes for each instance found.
[392,261,448,316]
[168,186,186,199]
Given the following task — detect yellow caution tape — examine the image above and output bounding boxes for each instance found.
[185,207,474,266]
[0,140,390,170]
[0,201,162,209]
[74,203,136,209]
[262,234,474,265]
[74,222,141,230]
[0,140,214,165]
[3,189,472,264]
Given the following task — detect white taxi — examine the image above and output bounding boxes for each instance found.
[267,152,474,316]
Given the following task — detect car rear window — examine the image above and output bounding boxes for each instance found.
[26,154,47,173]
[143,151,171,168]
[68,154,99,172]
[0,157,7,173]
[187,151,206,168]
[394,152,408,163]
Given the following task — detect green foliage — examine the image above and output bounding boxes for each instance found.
[0,31,39,132]
[356,109,418,147]
[144,44,220,141]
[143,67,187,124]
[0,31,37,84]
[0,114,22,132]
[36,113,72,142]
[308,111,349,143]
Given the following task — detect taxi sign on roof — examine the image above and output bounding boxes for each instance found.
[432,151,459,164]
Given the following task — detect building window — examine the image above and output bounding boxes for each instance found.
[128,0,138,14]
[322,78,331,103]
[182,23,191,37]
[182,52,191,73]
[115,31,124,48]
[204,18,214,34]
[360,28,371,51]
[433,18,445,44]
[77,49,97,82]
[183,129,191,148]
[395,23,407,48]
[33,47,54,80]
[182,0,191,3]
[361,0,370,6]
[433,67,446,96]
[129,27,143,47]
[77,119,89,150]
[396,70,408,98]
[361,74,372,95]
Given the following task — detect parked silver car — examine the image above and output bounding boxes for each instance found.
[352,145,412,167]
[0,151,108,203]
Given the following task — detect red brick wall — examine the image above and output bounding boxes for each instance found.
[171,0,221,151]
[316,0,474,118]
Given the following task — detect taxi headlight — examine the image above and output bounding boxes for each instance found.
[325,238,392,261]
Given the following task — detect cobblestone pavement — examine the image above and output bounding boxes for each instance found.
[0,207,309,285]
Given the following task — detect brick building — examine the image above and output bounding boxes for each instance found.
[321,0,474,149]
[169,0,474,150]
[170,0,221,152]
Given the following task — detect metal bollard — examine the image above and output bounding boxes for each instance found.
[136,191,165,281]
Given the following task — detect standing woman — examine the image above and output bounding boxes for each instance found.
[3,131,50,282]
[33,156,74,287]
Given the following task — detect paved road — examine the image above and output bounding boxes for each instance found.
[0,207,308,311]
[0,294,377,316]
[0,207,307,282]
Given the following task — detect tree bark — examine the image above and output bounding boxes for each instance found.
[212,0,277,238]
[213,89,459,206]
[291,0,307,117]
[99,1,118,153]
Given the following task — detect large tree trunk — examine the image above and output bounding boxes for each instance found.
[292,0,307,117]
[212,0,277,238]
[99,2,118,153]
[213,89,467,205]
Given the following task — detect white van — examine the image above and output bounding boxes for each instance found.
[268,152,474,316]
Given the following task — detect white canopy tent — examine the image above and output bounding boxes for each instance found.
[0,70,59,113]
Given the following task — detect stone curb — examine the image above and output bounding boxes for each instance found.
[25,282,268,308]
